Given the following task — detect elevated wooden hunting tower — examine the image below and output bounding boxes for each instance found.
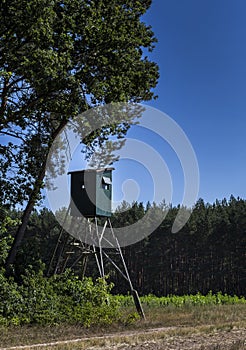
[68,168,114,218]
[49,167,145,320]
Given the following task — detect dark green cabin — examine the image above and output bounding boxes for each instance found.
[68,168,114,217]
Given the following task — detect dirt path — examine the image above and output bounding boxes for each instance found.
[102,327,246,350]
[1,325,245,350]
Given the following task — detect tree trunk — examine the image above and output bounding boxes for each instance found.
[5,121,67,275]
[5,165,46,275]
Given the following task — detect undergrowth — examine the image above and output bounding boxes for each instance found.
[115,292,246,308]
[0,263,245,328]
[0,267,120,327]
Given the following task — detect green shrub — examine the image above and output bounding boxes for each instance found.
[115,292,246,309]
[0,267,120,327]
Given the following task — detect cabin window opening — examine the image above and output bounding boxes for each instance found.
[102,176,111,190]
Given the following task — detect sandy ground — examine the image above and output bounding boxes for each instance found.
[1,326,245,350]
[91,327,246,350]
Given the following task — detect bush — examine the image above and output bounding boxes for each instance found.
[0,267,120,326]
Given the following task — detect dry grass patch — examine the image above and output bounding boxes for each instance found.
[3,325,244,350]
[0,304,245,349]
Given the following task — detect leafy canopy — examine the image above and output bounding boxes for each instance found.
[0,0,159,206]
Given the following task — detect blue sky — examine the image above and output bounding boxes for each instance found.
[140,0,246,204]
[45,0,246,212]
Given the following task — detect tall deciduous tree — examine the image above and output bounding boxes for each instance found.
[0,0,159,271]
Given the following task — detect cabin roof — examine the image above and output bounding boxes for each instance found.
[68,167,114,175]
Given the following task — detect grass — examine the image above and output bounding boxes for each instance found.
[0,303,245,349]
[1,324,244,350]
[120,303,246,328]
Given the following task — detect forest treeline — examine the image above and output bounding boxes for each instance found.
[1,195,245,297]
